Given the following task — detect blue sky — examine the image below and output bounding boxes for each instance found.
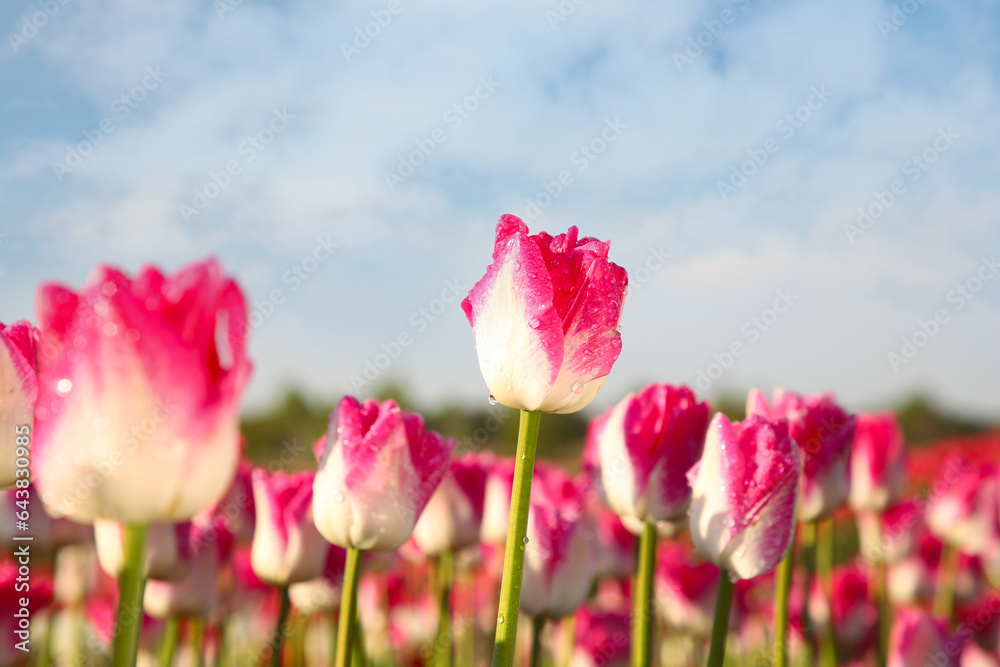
[1,0,999,420]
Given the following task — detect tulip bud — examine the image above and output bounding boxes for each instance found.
[927,462,1000,557]
[519,466,596,619]
[250,469,327,586]
[411,453,490,555]
[32,259,251,524]
[887,608,953,667]
[462,215,628,414]
[313,397,454,551]
[595,383,710,525]
[807,564,877,659]
[747,388,855,523]
[849,411,907,512]
[0,321,39,490]
[688,413,802,580]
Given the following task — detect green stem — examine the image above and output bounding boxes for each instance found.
[270,587,291,667]
[530,617,545,667]
[705,569,734,667]
[189,617,205,667]
[352,615,367,667]
[631,521,657,667]
[865,512,890,667]
[159,616,181,667]
[436,552,454,667]
[933,541,960,621]
[38,610,54,667]
[772,542,795,667]
[817,519,836,667]
[336,547,363,667]
[492,409,542,667]
[799,522,816,648]
[112,523,149,667]
[327,612,338,667]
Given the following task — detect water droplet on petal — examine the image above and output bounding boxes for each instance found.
[56,379,72,395]
[571,382,585,395]
[335,492,344,503]
[528,317,540,329]
[488,395,499,406]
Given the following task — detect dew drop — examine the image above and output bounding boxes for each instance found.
[335,492,345,503]
[56,379,72,395]
[498,614,505,624]
[522,536,529,544]
[528,317,540,329]
[521,453,525,460]
[489,395,499,406]
[571,382,585,395]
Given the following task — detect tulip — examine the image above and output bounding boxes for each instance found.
[32,259,251,525]
[313,396,454,552]
[570,606,630,667]
[591,383,710,667]
[461,215,628,415]
[887,608,953,667]
[481,458,516,545]
[655,542,728,637]
[143,521,232,618]
[519,466,595,619]
[595,383,710,524]
[927,462,1000,617]
[808,564,878,661]
[746,389,855,523]
[688,412,801,667]
[289,545,348,615]
[313,396,453,667]
[688,413,801,580]
[590,504,635,580]
[1,320,39,490]
[961,644,1000,667]
[849,411,907,513]
[251,469,327,585]
[412,453,491,556]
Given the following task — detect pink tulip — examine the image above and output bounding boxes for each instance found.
[32,259,251,524]
[927,462,1000,557]
[251,469,328,586]
[654,541,722,636]
[481,458,516,545]
[746,388,855,523]
[594,383,710,525]
[313,396,454,551]
[1,320,39,489]
[590,503,636,579]
[519,466,596,618]
[461,215,628,414]
[888,608,955,667]
[411,453,490,555]
[849,411,907,512]
[144,520,232,618]
[688,413,802,580]
[807,564,877,659]
[570,605,630,667]
[961,644,1000,667]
